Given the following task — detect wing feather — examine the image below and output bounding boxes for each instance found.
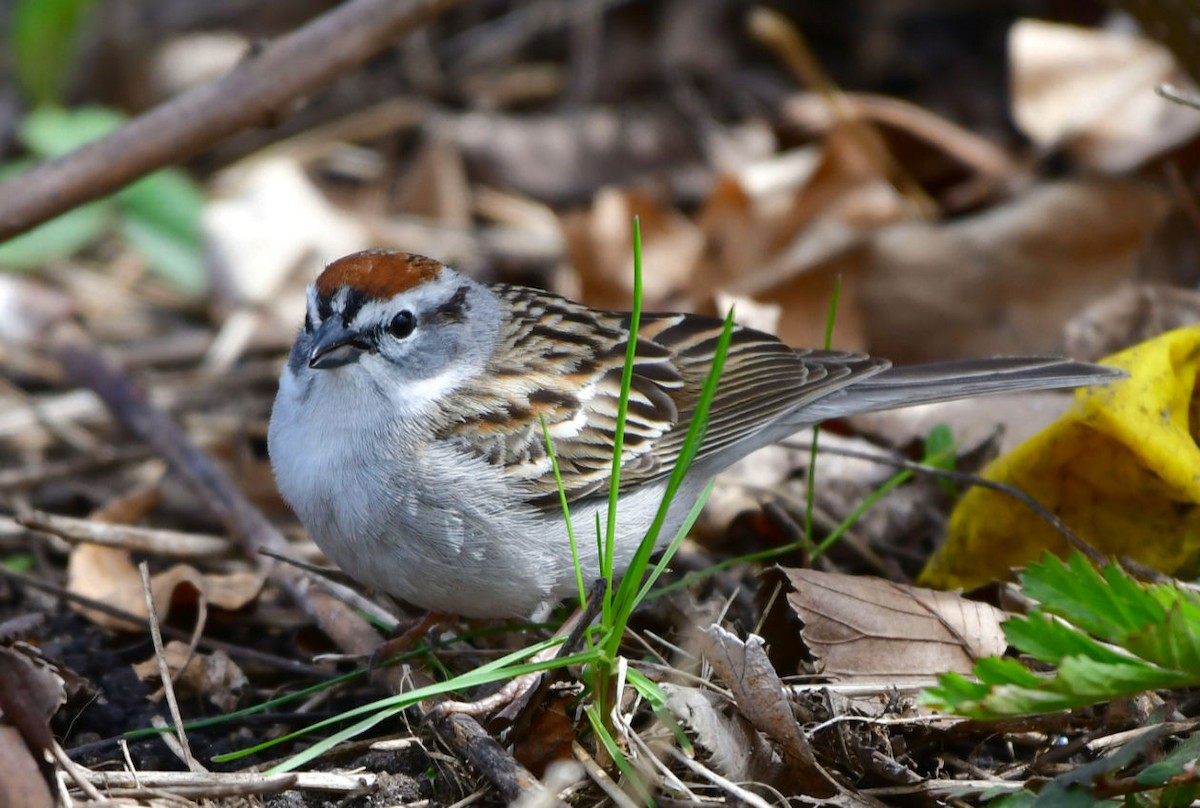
[433,285,887,505]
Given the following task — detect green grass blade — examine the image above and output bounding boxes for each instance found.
[541,412,586,609]
[602,217,645,606]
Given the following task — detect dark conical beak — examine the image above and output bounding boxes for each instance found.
[308,319,369,369]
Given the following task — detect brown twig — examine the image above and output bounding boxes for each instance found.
[431,713,565,807]
[0,0,462,240]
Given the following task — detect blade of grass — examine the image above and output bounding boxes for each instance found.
[541,412,587,610]
[607,308,736,640]
[602,217,645,615]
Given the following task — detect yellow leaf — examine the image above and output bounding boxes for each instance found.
[920,326,1200,590]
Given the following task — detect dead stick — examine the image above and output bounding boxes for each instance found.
[432,713,566,807]
[0,0,462,240]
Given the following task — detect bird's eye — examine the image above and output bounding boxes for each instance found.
[388,310,416,339]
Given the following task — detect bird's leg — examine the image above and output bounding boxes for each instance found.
[370,610,446,670]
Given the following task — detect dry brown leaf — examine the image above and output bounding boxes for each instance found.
[563,186,703,311]
[67,543,262,631]
[849,178,1171,361]
[0,724,54,808]
[661,683,777,784]
[133,640,247,711]
[393,134,473,226]
[1010,19,1200,172]
[0,646,64,808]
[447,108,701,204]
[780,568,1007,684]
[699,625,836,797]
[781,91,1019,205]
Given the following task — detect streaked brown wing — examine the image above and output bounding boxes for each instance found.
[435,285,886,505]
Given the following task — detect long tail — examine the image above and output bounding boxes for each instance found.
[791,356,1125,425]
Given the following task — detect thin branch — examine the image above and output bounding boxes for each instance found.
[0,0,462,240]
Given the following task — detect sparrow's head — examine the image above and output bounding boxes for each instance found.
[291,250,501,399]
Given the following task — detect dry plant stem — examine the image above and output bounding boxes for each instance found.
[432,713,566,808]
[17,508,231,558]
[139,562,199,773]
[0,0,463,240]
[80,770,380,798]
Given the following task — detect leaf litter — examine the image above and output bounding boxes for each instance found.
[2,1,1200,805]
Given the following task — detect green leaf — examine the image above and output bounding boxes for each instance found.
[11,0,94,105]
[117,171,207,295]
[1124,593,1200,672]
[1136,731,1200,787]
[10,107,207,292]
[0,197,110,269]
[1002,612,1139,667]
[117,170,205,244]
[924,422,959,497]
[19,106,125,158]
[923,553,1200,720]
[2,554,35,573]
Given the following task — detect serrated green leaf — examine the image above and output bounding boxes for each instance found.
[1027,782,1112,807]
[1102,562,1166,628]
[1136,731,1200,787]
[919,672,991,710]
[1124,599,1200,672]
[974,656,1045,687]
[972,683,1080,717]
[986,790,1035,808]
[1004,612,1140,667]
[11,0,94,105]
[1053,656,1176,698]
[1022,555,1150,641]
[19,106,125,158]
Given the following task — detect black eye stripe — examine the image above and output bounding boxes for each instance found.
[341,289,366,325]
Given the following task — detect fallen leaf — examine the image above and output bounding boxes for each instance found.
[699,625,837,797]
[852,179,1171,361]
[1010,19,1200,172]
[661,683,777,784]
[68,543,262,631]
[563,186,703,311]
[133,640,247,711]
[923,326,1200,590]
[0,646,64,808]
[1065,282,1200,362]
[771,568,1007,684]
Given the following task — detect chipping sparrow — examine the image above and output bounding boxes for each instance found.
[268,249,1121,618]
